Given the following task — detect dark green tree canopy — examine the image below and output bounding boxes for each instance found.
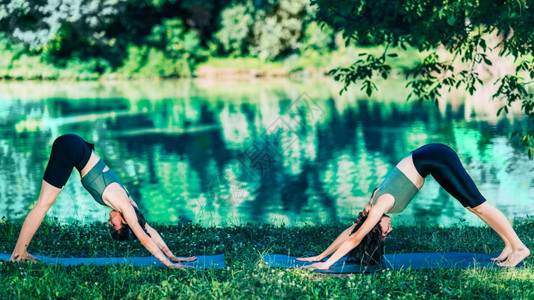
[315,0,534,156]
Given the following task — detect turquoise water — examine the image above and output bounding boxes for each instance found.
[0,79,532,227]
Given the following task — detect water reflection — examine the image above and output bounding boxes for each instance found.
[0,79,533,227]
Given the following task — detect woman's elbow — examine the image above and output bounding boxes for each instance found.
[346,234,361,246]
[136,234,153,247]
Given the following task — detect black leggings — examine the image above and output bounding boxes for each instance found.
[412,143,486,208]
[43,134,95,188]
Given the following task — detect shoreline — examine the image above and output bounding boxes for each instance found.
[0,66,332,82]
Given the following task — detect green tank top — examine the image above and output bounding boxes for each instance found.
[81,160,129,206]
[371,167,420,214]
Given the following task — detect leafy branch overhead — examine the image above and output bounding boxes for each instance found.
[316,0,534,156]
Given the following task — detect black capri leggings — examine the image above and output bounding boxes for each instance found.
[412,143,486,208]
[43,134,95,188]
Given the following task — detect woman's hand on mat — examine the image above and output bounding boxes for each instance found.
[169,262,193,270]
[303,262,331,270]
[296,255,323,262]
[172,256,197,262]
[10,251,39,263]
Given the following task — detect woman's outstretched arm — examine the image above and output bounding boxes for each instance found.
[10,181,61,262]
[124,198,196,263]
[118,204,190,269]
[145,225,197,262]
[296,223,357,262]
[305,195,392,270]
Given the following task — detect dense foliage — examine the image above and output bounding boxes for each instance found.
[0,0,336,78]
[314,0,534,156]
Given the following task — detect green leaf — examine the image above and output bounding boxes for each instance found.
[480,39,487,52]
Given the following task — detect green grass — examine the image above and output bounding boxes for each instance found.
[1,219,533,299]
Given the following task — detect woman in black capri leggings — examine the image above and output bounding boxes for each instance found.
[10,134,196,268]
[298,144,530,269]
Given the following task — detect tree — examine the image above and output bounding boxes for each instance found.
[314,0,534,157]
[148,18,206,76]
[0,0,128,69]
[0,0,230,71]
[214,1,254,56]
[301,21,334,55]
[250,0,310,60]
[0,0,121,46]
[213,0,319,60]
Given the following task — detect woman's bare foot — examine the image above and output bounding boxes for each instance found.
[491,247,512,262]
[497,248,530,268]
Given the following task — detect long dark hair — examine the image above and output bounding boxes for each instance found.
[347,210,385,265]
[110,206,151,241]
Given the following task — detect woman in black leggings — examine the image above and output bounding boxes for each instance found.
[298,144,530,269]
[10,134,196,268]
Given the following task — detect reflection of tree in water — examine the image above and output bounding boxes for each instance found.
[49,98,130,117]
[114,126,233,222]
[0,132,57,221]
[249,159,282,223]
[2,82,533,225]
[319,98,359,156]
[239,103,256,125]
[357,99,450,159]
[279,160,337,220]
[410,185,462,226]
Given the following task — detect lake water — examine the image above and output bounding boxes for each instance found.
[0,79,533,227]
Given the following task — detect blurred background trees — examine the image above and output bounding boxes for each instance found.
[0,0,337,79]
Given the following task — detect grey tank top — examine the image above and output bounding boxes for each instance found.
[371,167,420,214]
[81,160,129,206]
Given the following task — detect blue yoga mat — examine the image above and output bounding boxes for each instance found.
[0,254,225,268]
[263,252,521,273]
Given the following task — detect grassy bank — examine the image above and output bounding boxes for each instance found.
[1,219,533,299]
[0,41,423,81]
